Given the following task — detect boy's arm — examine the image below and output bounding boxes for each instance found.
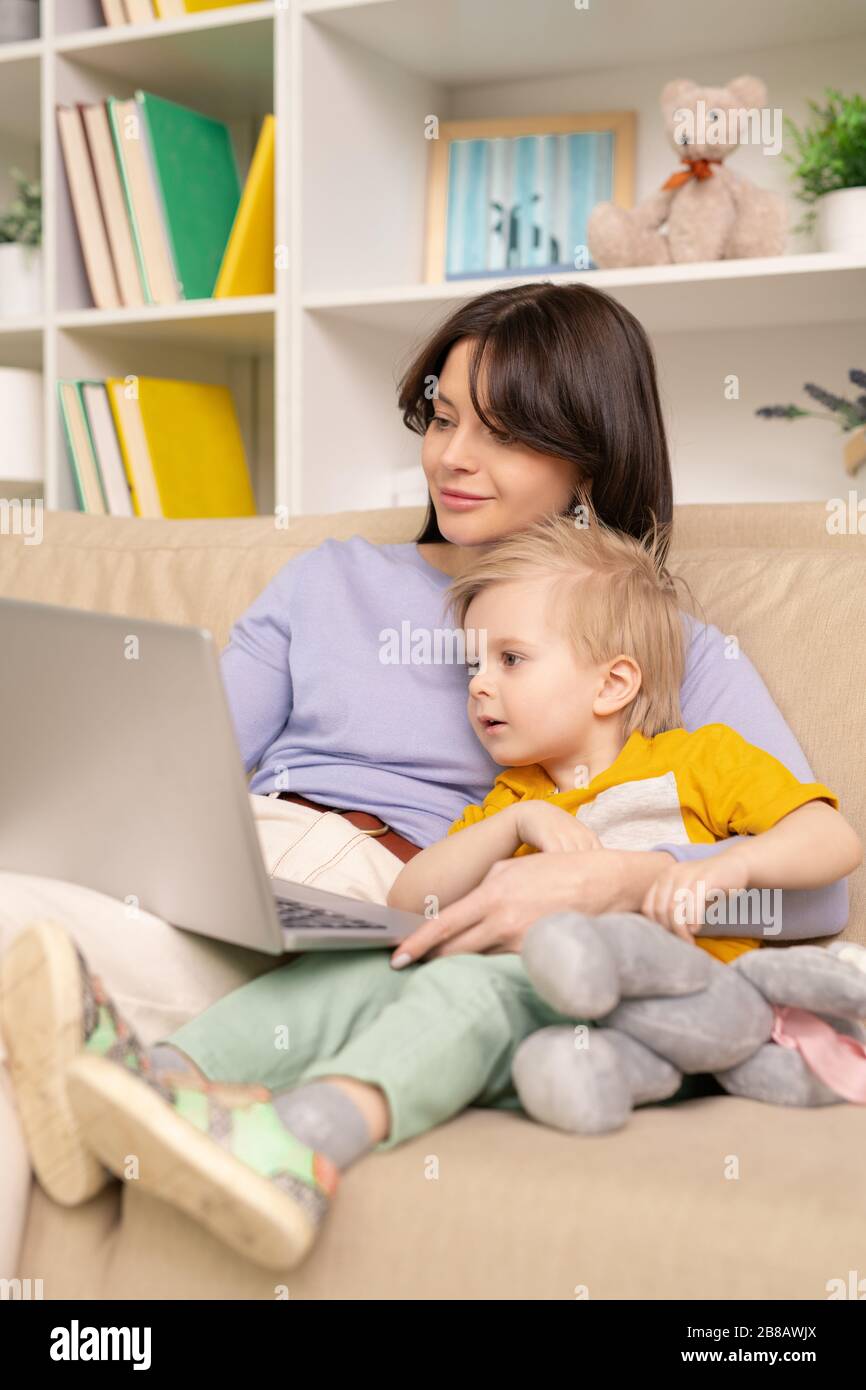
[728,800,862,890]
[387,806,522,913]
[677,622,850,939]
[642,801,861,937]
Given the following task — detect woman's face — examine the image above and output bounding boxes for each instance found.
[420,338,585,546]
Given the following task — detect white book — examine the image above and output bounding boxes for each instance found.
[56,106,121,311]
[81,102,145,308]
[81,383,135,517]
[108,97,180,306]
[58,383,108,515]
[125,0,156,22]
[100,0,129,24]
[105,380,163,518]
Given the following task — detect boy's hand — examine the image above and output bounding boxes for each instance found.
[512,801,602,854]
[640,849,752,941]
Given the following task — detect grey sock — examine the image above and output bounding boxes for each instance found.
[273,1081,373,1170]
[148,1042,207,1081]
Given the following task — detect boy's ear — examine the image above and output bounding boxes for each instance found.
[594,656,642,715]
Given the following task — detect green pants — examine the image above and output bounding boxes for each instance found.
[165,949,722,1152]
[164,949,579,1151]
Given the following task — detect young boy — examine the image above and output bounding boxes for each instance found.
[388,512,860,966]
[1,515,859,1274]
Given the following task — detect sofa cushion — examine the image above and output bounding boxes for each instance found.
[0,500,860,651]
[16,1100,866,1299]
[671,548,866,941]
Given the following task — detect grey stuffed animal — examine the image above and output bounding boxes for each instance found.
[512,912,866,1134]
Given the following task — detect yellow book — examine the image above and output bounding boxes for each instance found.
[106,379,152,516]
[154,0,259,13]
[106,377,256,518]
[182,1,260,12]
[214,114,275,299]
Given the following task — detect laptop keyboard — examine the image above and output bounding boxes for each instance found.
[274,896,386,931]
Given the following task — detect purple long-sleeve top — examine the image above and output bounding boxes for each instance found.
[219,535,848,940]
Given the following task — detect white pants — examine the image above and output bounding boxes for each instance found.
[0,793,406,1275]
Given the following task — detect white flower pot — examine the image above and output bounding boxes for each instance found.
[0,367,43,482]
[0,242,42,316]
[816,186,866,254]
[0,1,40,44]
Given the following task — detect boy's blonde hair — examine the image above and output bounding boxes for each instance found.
[444,509,688,740]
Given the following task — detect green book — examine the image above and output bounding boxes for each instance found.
[136,90,242,301]
[56,380,109,515]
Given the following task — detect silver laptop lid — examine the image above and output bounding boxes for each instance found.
[0,597,283,952]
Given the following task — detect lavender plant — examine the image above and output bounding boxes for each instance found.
[757,370,866,433]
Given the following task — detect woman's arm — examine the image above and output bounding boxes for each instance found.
[219,558,300,772]
[663,617,850,938]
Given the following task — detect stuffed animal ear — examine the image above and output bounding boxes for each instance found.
[726,74,768,110]
[660,78,698,124]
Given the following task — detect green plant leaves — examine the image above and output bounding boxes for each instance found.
[0,166,42,247]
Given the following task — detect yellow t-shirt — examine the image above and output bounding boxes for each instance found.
[447,723,839,965]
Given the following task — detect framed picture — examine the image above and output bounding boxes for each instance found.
[424,111,635,283]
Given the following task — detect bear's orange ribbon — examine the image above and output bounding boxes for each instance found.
[661,157,723,190]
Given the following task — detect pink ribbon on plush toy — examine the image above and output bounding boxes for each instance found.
[771,1005,866,1103]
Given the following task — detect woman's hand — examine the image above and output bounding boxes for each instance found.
[390,848,674,967]
[513,801,602,854]
[640,849,751,941]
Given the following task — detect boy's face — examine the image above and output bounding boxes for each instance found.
[464,576,610,775]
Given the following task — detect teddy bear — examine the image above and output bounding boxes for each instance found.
[512,911,866,1135]
[587,74,787,267]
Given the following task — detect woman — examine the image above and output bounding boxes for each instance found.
[2,282,846,1267]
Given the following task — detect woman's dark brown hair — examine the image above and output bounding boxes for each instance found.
[397,281,673,563]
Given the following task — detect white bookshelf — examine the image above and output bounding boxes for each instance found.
[0,0,284,512]
[1,0,865,515]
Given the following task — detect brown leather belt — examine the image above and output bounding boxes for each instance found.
[276,791,423,864]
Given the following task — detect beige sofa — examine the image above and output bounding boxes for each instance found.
[1,499,866,1300]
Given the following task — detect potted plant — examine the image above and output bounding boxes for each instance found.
[0,165,42,316]
[0,1,40,44]
[784,89,866,252]
[756,370,866,476]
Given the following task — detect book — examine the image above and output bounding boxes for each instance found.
[125,0,156,21]
[105,379,162,517]
[81,382,135,516]
[214,114,275,298]
[181,1,261,11]
[80,103,145,308]
[107,97,180,305]
[57,382,109,514]
[136,91,241,301]
[153,0,186,15]
[100,0,130,23]
[106,377,256,518]
[56,107,122,310]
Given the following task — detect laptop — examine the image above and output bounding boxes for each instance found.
[0,597,426,954]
